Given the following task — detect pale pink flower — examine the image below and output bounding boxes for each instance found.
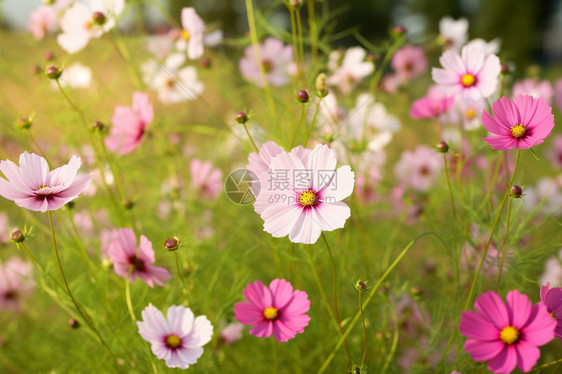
[138,303,213,369]
[432,43,501,100]
[381,73,399,93]
[189,159,222,199]
[513,79,554,104]
[545,135,562,169]
[465,38,502,56]
[438,16,468,51]
[52,62,92,89]
[106,228,171,287]
[0,152,91,212]
[410,85,455,119]
[313,91,346,136]
[28,5,57,40]
[57,0,125,54]
[539,249,562,288]
[455,97,486,130]
[522,177,562,216]
[254,144,354,244]
[0,257,35,311]
[239,38,293,88]
[175,7,205,60]
[326,47,373,94]
[73,210,94,237]
[220,322,244,345]
[234,279,310,342]
[106,92,153,155]
[0,212,8,243]
[394,145,443,192]
[391,45,427,83]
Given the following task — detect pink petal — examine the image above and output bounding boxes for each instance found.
[269,279,294,310]
[243,280,272,310]
[311,202,351,232]
[505,290,532,329]
[167,305,194,337]
[288,208,322,244]
[249,320,273,338]
[272,319,298,342]
[492,96,521,128]
[521,302,556,346]
[459,310,500,340]
[481,135,517,151]
[487,345,517,374]
[439,50,465,75]
[282,289,311,316]
[234,302,264,325]
[319,165,354,201]
[176,346,203,365]
[515,340,540,372]
[474,291,510,330]
[262,204,303,239]
[482,110,510,136]
[463,339,504,362]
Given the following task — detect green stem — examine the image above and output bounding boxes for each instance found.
[290,104,306,148]
[125,275,136,322]
[295,8,306,85]
[443,154,457,219]
[380,297,399,374]
[368,37,403,95]
[304,98,322,147]
[27,130,47,159]
[174,252,189,302]
[478,152,503,213]
[307,0,318,58]
[464,149,521,310]
[318,233,431,374]
[359,290,367,366]
[289,7,301,82]
[495,196,513,292]
[109,31,143,89]
[305,246,338,331]
[242,122,259,153]
[321,233,352,364]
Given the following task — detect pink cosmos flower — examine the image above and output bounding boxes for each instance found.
[189,159,222,199]
[239,38,293,88]
[410,85,455,119]
[513,79,554,104]
[326,47,373,94]
[137,303,213,369]
[432,43,501,100]
[391,45,428,83]
[481,95,555,150]
[540,282,562,339]
[106,228,171,287]
[234,279,310,342]
[176,8,205,60]
[459,290,556,373]
[254,144,354,244]
[0,212,9,243]
[105,92,153,155]
[0,152,91,212]
[546,135,562,169]
[438,16,468,51]
[0,257,35,311]
[28,5,57,40]
[220,322,244,345]
[394,145,443,192]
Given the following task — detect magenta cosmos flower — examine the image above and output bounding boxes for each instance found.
[410,85,455,119]
[239,37,293,88]
[138,303,213,369]
[481,95,555,150]
[234,279,310,342]
[540,283,562,339]
[460,290,556,373]
[105,91,153,155]
[0,152,91,212]
[254,144,354,244]
[432,43,501,100]
[106,228,171,287]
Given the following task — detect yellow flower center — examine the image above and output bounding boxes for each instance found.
[181,30,190,40]
[37,185,51,190]
[461,73,476,87]
[165,334,182,349]
[552,312,557,319]
[510,124,526,138]
[299,190,317,207]
[465,108,476,119]
[263,306,278,320]
[499,326,519,345]
[262,59,273,72]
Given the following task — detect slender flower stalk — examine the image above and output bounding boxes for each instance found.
[307,0,318,57]
[305,246,338,331]
[242,121,259,153]
[295,9,305,84]
[369,36,404,95]
[290,103,306,148]
[322,233,352,363]
[173,252,189,302]
[464,149,521,310]
[125,273,136,322]
[443,153,457,219]
[304,97,322,147]
[357,284,367,366]
[495,195,514,291]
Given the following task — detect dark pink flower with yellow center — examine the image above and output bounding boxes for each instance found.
[540,282,562,339]
[137,303,213,369]
[481,95,555,150]
[432,43,501,100]
[234,279,310,342]
[460,290,556,373]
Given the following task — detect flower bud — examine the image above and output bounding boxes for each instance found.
[10,229,25,243]
[355,280,367,292]
[66,201,75,210]
[122,199,135,210]
[410,286,422,297]
[92,11,107,26]
[392,25,407,38]
[45,65,62,80]
[435,140,449,153]
[234,112,248,124]
[315,73,328,98]
[44,51,55,61]
[164,237,180,251]
[510,185,523,198]
[296,89,309,103]
[200,57,212,68]
[92,121,105,132]
[69,318,80,329]
[18,117,33,130]
[366,53,378,63]
[31,65,41,74]
[289,0,302,9]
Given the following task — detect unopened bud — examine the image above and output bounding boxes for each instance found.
[45,65,62,79]
[18,117,32,130]
[234,112,248,124]
[200,57,212,68]
[69,318,80,329]
[92,11,107,26]
[296,89,309,103]
[122,199,134,210]
[392,25,407,37]
[92,121,105,132]
[410,286,422,297]
[366,53,378,62]
[10,230,25,243]
[44,51,55,61]
[31,65,41,74]
[355,280,367,292]
[289,0,302,9]
[66,201,75,210]
[315,73,328,98]
[164,237,179,251]
[435,140,449,153]
[511,185,523,198]
[500,64,511,75]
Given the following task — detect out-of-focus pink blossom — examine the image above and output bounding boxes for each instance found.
[189,159,222,199]
[28,5,57,40]
[391,45,427,83]
[326,47,373,94]
[513,78,554,104]
[239,38,293,88]
[394,145,443,192]
[0,257,35,311]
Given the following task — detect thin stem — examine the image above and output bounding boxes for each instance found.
[464,149,521,310]
[368,37,403,95]
[27,130,47,159]
[307,0,318,58]
[304,98,322,147]
[531,357,562,372]
[443,154,457,219]
[289,7,301,82]
[495,196,513,292]
[318,232,432,374]
[108,31,143,89]
[174,252,189,301]
[242,122,259,153]
[290,104,306,148]
[125,275,136,322]
[295,9,306,85]
[359,290,367,366]
[321,233,352,364]
[380,298,399,374]
[56,80,89,126]
[478,152,503,213]
[305,246,338,331]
